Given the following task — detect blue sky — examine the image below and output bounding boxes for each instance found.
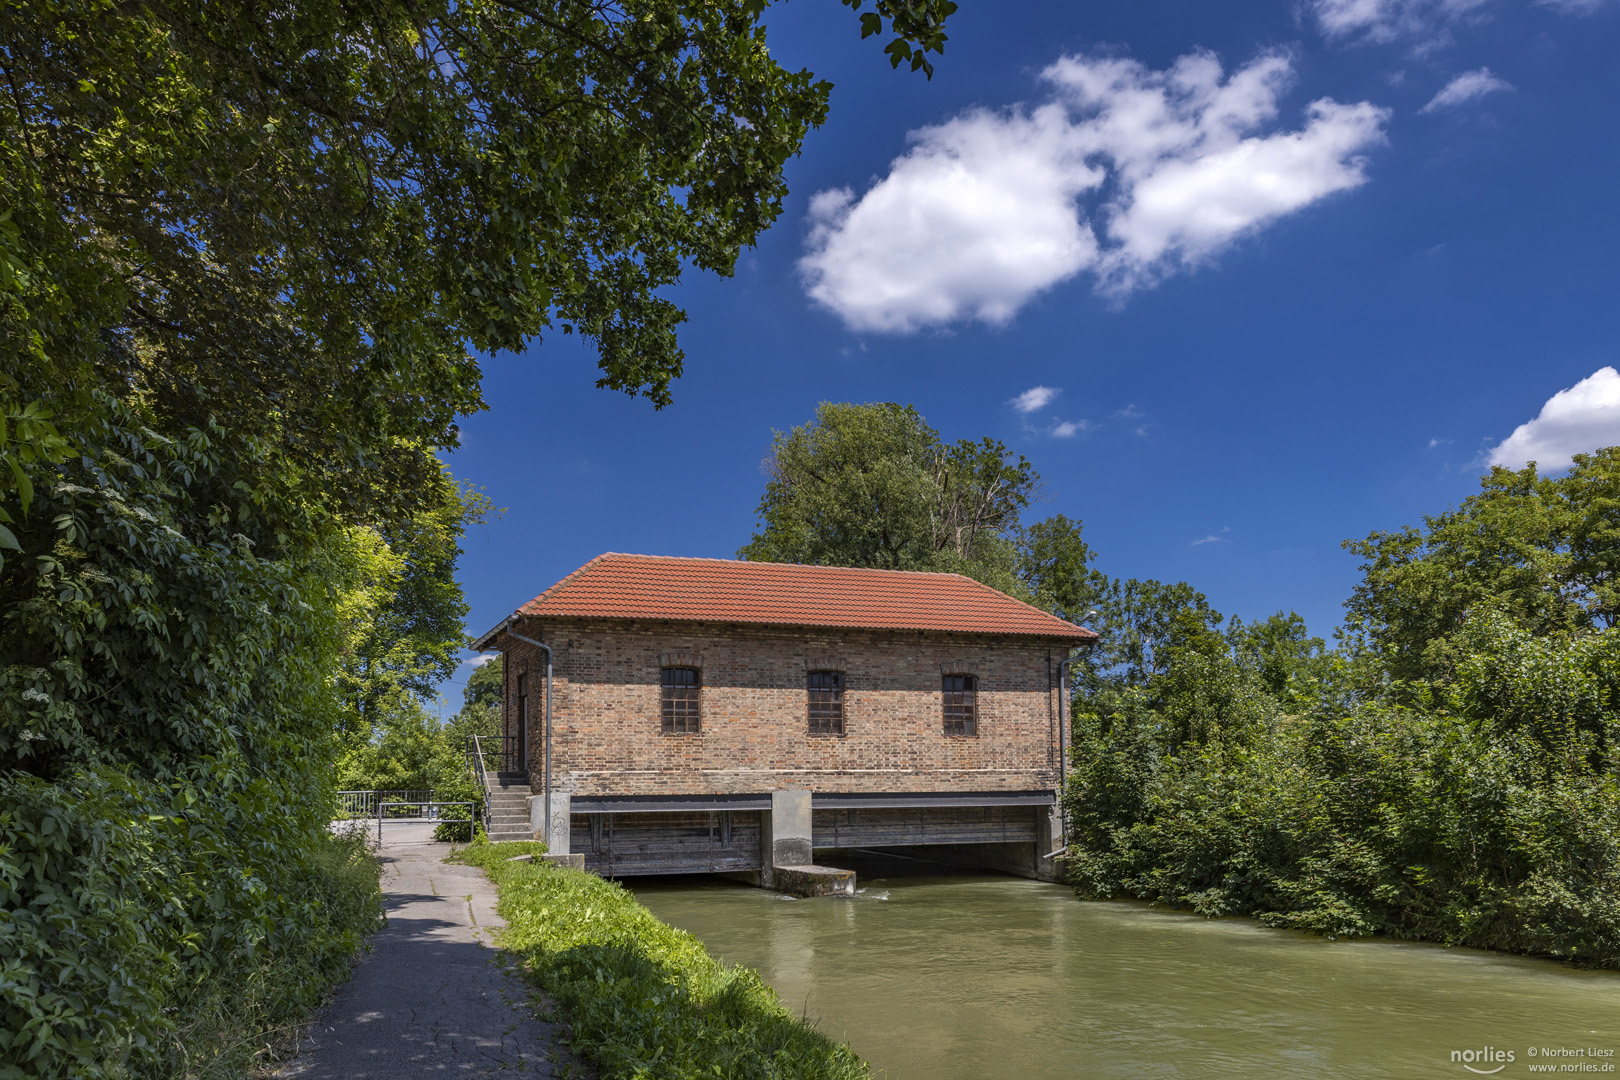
[438,0,1620,708]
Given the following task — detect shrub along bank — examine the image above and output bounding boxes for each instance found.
[451,841,869,1080]
[0,412,386,1078]
[1064,610,1620,968]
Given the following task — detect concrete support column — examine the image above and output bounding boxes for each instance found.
[771,788,813,865]
[759,788,811,890]
[533,791,571,854]
[1035,799,1063,883]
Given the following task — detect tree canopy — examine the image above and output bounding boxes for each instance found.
[1343,448,1620,684]
[738,401,1052,597]
[4,0,956,485]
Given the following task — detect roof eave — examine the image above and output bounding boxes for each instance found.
[491,607,1096,642]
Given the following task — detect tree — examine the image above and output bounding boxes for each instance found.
[1226,611,1341,711]
[1078,578,1223,692]
[739,401,1041,596]
[1343,449,1620,684]
[4,0,957,476]
[462,654,506,715]
[1014,514,1108,625]
[336,475,496,746]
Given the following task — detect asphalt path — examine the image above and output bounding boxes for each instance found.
[277,822,572,1077]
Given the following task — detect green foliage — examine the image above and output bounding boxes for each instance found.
[1226,611,1344,712]
[450,843,870,1079]
[1065,604,1620,967]
[839,0,958,78]
[0,774,385,1079]
[740,402,1100,605]
[0,404,385,1077]
[0,399,71,570]
[1343,449,1620,685]
[462,653,506,714]
[346,478,494,714]
[2,0,952,425]
[1015,514,1107,624]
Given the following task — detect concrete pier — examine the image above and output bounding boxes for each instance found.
[773,864,857,897]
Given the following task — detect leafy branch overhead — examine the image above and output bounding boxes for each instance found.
[841,0,959,78]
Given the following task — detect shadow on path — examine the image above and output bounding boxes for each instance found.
[278,823,571,1077]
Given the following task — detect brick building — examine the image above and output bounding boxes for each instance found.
[472,553,1095,885]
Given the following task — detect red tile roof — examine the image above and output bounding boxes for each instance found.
[502,553,1096,640]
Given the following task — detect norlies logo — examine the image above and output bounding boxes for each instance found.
[1452,1047,1516,1075]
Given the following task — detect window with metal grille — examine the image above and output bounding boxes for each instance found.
[807,671,844,735]
[661,666,701,734]
[942,673,977,736]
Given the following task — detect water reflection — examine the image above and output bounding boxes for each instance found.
[632,854,1620,1079]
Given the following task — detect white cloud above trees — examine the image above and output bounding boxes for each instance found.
[1489,367,1620,472]
[798,49,1389,334]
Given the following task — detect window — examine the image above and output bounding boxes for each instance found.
[661,666,701,734]
[807,671,844,735]
[942,674,977,736]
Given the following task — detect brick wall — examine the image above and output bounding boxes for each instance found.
[497,618,1073,797]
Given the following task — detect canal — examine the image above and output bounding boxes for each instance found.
[633,855,1620,1079]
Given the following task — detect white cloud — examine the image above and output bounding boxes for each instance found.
[1420,67,1513,112]
[1191,534,1230,545]
[1050,420,1087,438]
[1308,0,1611,47]
[466,652,500,667]
[1011,385,1061,413]
[1537,0,1609,12]
[799,49,1389,333]
[1309,0,1493,45]
[1489,367,1620,472]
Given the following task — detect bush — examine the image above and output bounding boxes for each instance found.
[432,814,481,843]
[0,771,384,1078]
[1063,615,1620,967]
[0,408,386,1077]
[450,842,869,1080]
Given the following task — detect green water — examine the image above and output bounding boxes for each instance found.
[632,858,1620,1079]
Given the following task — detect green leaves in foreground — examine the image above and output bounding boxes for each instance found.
[452,843,869,1080]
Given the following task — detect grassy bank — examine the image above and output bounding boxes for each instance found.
[450,841,869,1080]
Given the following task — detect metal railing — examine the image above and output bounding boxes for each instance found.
[375,801,474,842]
[468,735,494,836]
[468,734,522,775]
[338,789,437,819]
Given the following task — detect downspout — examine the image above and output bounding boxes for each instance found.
[1050,622,1100,860]
[503,616,554,846]
[1056,653,1071,852]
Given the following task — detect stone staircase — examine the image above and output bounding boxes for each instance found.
[483,773,534,843]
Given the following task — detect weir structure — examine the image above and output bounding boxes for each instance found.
[472,553,1095,897]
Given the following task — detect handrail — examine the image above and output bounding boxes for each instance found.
[468,735,493,837]
[336,789,436,819]
[375,801,474,843]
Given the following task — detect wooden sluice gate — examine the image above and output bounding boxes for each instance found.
[564,791,1058,887]
[573,810,766,877]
